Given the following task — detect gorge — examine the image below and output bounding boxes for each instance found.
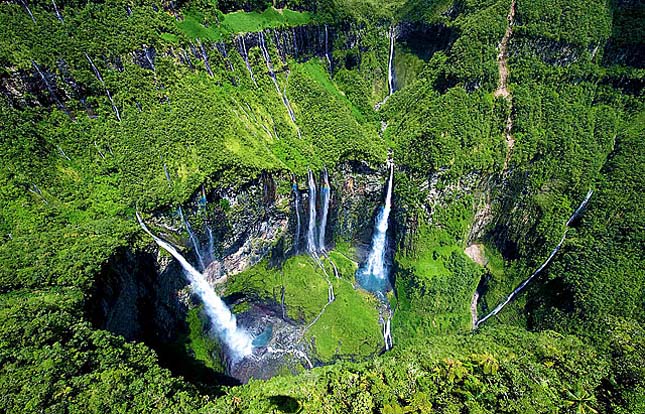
[1,0,643,413]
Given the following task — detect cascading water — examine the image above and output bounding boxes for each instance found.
[383,312,393,351]
[84,53,121,121]
[238,36,258,87]
[324,25,332,71]
[356,162,394,292]
[52,0,63,22]
[475,190,594,328]
[198,40,214,77]
[136,213,254,361]
[32,61,65,110]
[258,32,296,123]
[292,179,302,253]
[318,169,330,251]
[19,0,36,24]
[306,170,317,253]
[387,27,396,96]
[177,207,206,271]
[567,189,593,226]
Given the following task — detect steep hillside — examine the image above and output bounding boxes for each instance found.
[0,0,643,413]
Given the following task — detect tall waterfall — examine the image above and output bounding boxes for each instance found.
[475,190,594,328]
[136,213,254,360]
[318,169,330,251]
[293,180,302,253]
[177,207,206,270]
[387,27,396,96]
[306,170,317,253]
[357,163,394,292]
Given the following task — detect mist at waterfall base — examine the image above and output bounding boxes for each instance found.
[356,165,394,294]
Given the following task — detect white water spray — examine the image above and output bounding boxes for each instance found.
[136,213,253,360]
[318,169,330,251]
[362,163,394,281]
[306,170,317,253]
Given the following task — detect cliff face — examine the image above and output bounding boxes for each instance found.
[87,161,388,380]
[0,22,370,111]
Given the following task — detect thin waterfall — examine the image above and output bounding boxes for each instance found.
[198,40,214,77]
[136,213,253,360]
[306,170,317,253]
[475,190,594,328]
[19,0,36,23]
[383,312,393,351]
[52,0,63,22]
[238,36,258,86]
[324,25,332,71]
[163,163,172,186]
[177,207,206,270]
[258,32,296,123]
[84,53,121,121]
[144,46,155,72]
[293,179,302,253]
[387,26,396,96]
[32,61,65,110]
[357,162,394,291]
[318,169,330,251]
[200,185,215,264]
[567,189,593,226]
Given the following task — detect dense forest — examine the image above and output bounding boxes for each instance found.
[1,0,643,413]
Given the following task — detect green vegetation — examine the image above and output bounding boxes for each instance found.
[0,0,643,412]
[176,7,312,41]
[224,251,382,363]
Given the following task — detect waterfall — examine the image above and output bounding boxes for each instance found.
[318,169,330,251]
[198,40,214,77]
[136,213,253,360]
[387,27,396,96]
[258,32,296,123]
[475,190,594,328]
[567,189,593,226]
[324,25,332,72]
[238,36,258,87]
[216,42,235,73]
[144,46,155,72]
[178,207,206,270]
[357,163,394,291]
[200,185,215,264]
[383,313,393,351]
[52,0,63,22]
[32,61,65,110]
[84,53,121,121]
[306,170,317,253]
[19,0,36,24]
[293,180,302,253]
